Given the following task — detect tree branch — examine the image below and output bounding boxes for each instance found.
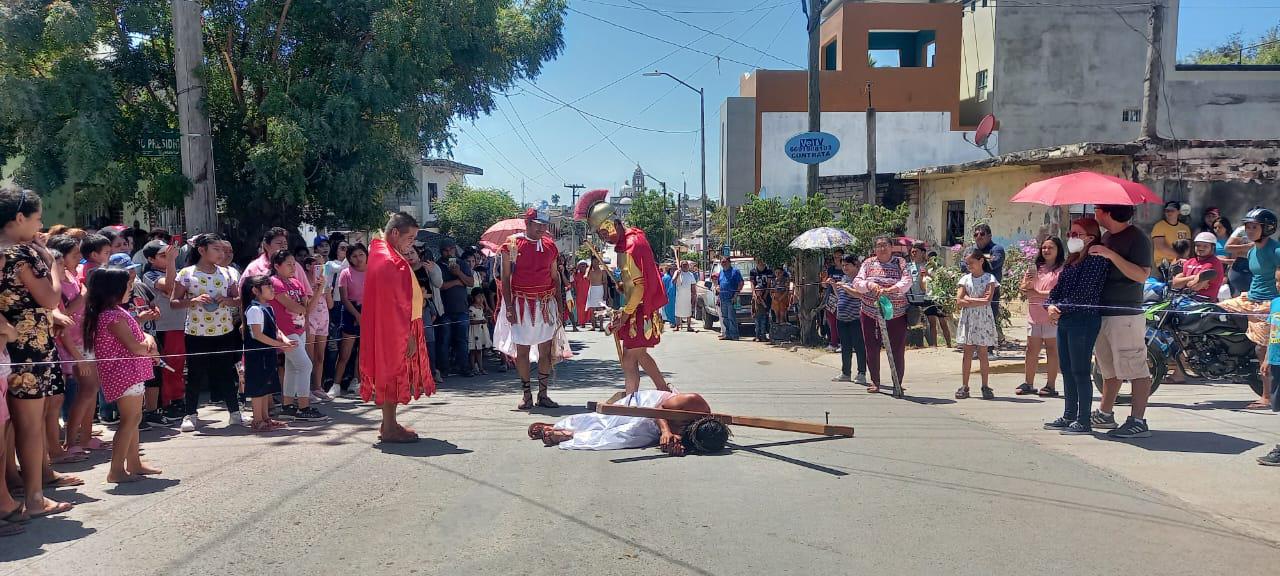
[220,29,245,107]
[270,0,294,62]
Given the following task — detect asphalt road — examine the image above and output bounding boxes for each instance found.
[3,328,1278,575]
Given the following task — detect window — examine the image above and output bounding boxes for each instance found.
[945,201,966,247]
[1122,108,1142,122]
[823,39,838,71]
[867,30,937,68]
[427,182,439,203]
[976,69,989,102]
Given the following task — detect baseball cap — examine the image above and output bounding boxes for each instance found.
[106,253,142,271]
[141,239,168,260]
[1194,231,1217,245]
[524,206,550,224]
[313,234,329,248]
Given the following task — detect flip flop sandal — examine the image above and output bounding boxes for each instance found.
[1037,387,1059,397]
[1014,383,1036,395]
[380,432,419,444]
[45,475,85,488]
[955,387,970,399]
[27,501,73,519]
[1,503,26,524]
[981,387,996,400]
[866,384,880,394]
[1245,401,1272,410]
[51,452,90,465]
[0,522,23,537]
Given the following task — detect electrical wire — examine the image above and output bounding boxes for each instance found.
[566,7,761,69]
[499,95,564,182]
[576,0,793,14]
[516,88,698,134]
[622,0,803,68]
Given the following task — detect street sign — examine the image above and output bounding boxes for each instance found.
[721,244,731,257]
[139,131,180,157]
[785,131,840,165]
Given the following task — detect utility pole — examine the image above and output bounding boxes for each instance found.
[564,183,584,248]
[1140,1,1165,140]
[171,0,218,233]
[805,0,822,199]
[865,81,877,205]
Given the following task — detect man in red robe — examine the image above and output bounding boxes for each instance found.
[494,207,568,410]
[360,212,435,443]
[574,189,671,395]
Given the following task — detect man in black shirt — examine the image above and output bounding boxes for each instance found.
[1089,204,1154,438]
[749,257,772,341]
[436,238,474,377]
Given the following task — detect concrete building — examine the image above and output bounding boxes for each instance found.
[403,158,484,226]
[721,1,998,205]
[961,0,1280,152]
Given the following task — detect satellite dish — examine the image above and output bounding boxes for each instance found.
[964,114,997,158]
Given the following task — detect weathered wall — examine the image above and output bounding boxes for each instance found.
[909,157,1130,251]
[817,174,914,212]
[994,0,1280,152]
[720,97,757,209]
[759,111,995,201]
[959,2,996,127]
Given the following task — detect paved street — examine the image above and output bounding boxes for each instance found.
[3,328,1279,575]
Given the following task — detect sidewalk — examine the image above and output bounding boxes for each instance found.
[806,343,1280,545]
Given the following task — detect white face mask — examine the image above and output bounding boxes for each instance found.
[1067,237,1086,254]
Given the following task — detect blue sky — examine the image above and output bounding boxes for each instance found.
[450,0,1280,208]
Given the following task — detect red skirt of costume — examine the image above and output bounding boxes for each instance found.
[616,310,662,349]
[361,321,435,405]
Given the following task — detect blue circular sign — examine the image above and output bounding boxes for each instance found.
[785,131,840,165]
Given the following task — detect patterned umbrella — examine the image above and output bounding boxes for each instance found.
[481,218,525,247]
[789,227,856,250]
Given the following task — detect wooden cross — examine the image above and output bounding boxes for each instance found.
[585,401,854,437]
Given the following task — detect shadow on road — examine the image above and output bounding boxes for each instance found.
[105,477,181,496]
[0,515,96,563]
[374,437,473,457]
[1101,430,1264,455]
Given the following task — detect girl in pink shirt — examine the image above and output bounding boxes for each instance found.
[1017,237,1064,397]
[83,268,162,483]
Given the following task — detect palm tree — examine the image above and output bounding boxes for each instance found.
[551,193,561,206]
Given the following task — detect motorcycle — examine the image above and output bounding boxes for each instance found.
[1094,266,1264,403]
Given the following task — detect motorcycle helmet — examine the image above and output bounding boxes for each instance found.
[1242,207,1278,238]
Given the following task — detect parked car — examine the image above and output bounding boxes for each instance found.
[697,257,757,330]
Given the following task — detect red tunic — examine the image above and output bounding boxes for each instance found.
[572,270,591,323]
[503,233,560,324]
[616,227,667,349]
[359,239,435,405]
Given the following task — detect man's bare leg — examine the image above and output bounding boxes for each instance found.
[635,349,670,391]
[515,344,533,409]
[1099,378,1121,414]
[621,348,643,396]
[535,340,558,407]
[380,402,415,441]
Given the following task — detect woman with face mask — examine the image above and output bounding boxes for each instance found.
[1041,218,1112,435]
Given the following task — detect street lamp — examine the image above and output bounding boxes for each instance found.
[644,70,710,271]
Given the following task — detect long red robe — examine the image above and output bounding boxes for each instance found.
[616,227,667,348]
[359,238,435,405]
[572,269,590,323]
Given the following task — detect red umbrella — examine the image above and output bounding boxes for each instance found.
[481,218,525,247]
[1010,171,1161,206]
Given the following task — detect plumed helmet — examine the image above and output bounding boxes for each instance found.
[1243,207,1278,238]
[573,189,616,235]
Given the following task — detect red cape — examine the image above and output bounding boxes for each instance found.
[359,238,433,404]
[572,270,591,321]
[618,227,667,317]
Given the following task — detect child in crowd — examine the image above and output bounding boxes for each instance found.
[241,275,290,431]
[46,234,94,461]
[469,287,492,375]
[83,267,162,483]
[77,232,111,283]
[301,255,332,402]
[955,248,998,400]
[268,250,322,421]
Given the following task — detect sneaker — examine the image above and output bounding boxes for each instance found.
[180,415,198,433]
[137,419,152,432]
[853,372,868,385]
[278,405,298,421]
[1090,410,1118,430]
[1106,417,1151,439]
[294,407,327,421]
[228,412,247,427]
[831,374,851,383]
[144,411,171,426]
[1060,421,1093,435]
[1043,417,1071,430]
[824,345,837,353]
[326,384,343,398]
[310,390,331,403]
[1258,445,1280,466]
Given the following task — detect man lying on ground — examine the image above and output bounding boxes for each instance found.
[527,390,730,456]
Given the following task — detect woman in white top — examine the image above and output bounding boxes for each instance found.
[169,233,244,432]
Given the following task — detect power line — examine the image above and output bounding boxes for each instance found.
[566,7,761,69]
[463,124,554,188]
[754,5,800,70]
[622,0,803,68]
[517,88,698,133]
[500,94,564,182]
[524,81,639,166]
[576,0,792,14]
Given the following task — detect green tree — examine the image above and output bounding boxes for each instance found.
[832,200,909,256]
[0,0,566,256]
[1187,26,1280,65]
[438,181,519,248]
[624,189,676,263]
[733,195,832,267]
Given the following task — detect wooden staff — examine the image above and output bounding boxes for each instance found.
[585,402,854,437]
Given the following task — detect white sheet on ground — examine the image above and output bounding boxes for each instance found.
[555,389,676,450]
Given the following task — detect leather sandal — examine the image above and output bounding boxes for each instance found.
[536,373,559,408]
[517,380,533,410]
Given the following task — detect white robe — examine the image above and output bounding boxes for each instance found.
[674,271,696,318]
[555,389,676,450]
